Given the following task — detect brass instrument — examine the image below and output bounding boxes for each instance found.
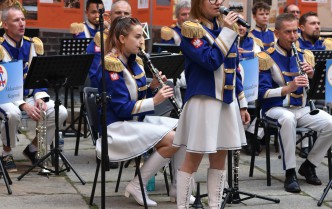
[291,43,319,115]
[35,103,50,174]
[139,48,182,117]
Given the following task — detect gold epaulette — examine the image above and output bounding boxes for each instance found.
[323,38,332,50]
[266,47,275,54]
[0,45,5,61]
[295,40,300,48]
[253,37,264,49]
[104,55,124,72]
[23,36,31,41]
[32,37,44,55]
[181,21,206,39]
[70,22,84,34]
[160,26,173,41]
[136,56,144,67]
[303,49,315,67]
[0,37,4,44]
[93,31,108,48]
[268,28,275,32]
[170,24,176,28]
[257,51,274,70]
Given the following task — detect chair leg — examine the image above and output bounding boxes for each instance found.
[115,162,125,192]
[135,157,148,209]
[89,158,101,205]
[74,102,85,156]
[249,118,260,177]
[328,147,332,180]
[265,126,271,186]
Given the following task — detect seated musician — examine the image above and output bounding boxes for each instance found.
[258,13,332,193]
[0,6,68,172]
[95,16,196,206]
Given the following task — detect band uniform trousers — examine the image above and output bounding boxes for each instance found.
[0,97,68,148]
[265,106,332,170]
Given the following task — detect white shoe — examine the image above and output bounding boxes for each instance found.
[124,181,157,207]
[169,184,196,204]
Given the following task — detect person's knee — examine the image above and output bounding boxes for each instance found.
[280,113,296,127]
[58,105,68,122]
[7,108,21,124]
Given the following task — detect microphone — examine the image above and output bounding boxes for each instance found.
[219,6,251,28]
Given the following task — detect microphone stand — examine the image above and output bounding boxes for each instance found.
[97,5,110,209]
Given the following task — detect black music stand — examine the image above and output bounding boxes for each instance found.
[142,53,184,83]
[192,150,280,208]
[311,51,332,206]
[17,54,94,185]
[0,156,12,194]
[60,38,92,137]
[152,43,181,53]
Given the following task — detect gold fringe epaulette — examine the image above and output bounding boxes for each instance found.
[181,21,206,39]
[253,37,264,49]
[323,38,332,50]
[93,31,108,48]
[268,28,275,32]
[266,47,275,54]
[104,55,124,72]
[170,24,176,28]
[70,22,84,34]
[161,26,173,41]
[32,37,44,55]
[303,49,315,67]
[23,36,31,41]
[0,37,4,44]
[257,51,274,70]
[136,56,144,67]
[0,45,5,61]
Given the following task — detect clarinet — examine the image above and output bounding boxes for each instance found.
[139,48,182,117]
[291,43,319,115]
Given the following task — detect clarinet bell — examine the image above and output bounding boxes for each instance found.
[309,100,319,115]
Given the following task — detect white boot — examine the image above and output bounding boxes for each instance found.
[124,151,170,207]
[170,147,196,204]
[207,168,226,209]
[177,170,194,209]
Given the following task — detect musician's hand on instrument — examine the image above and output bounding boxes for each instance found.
[153,85,174,105]
[158,71,168,82]
[301,62,314,78]
[223,11,239,29]
[21,103,41,121]
[35,99,47,111]
[238,47,244,54]
[240,108,250,125]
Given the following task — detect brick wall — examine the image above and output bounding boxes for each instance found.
[39,30,72,56]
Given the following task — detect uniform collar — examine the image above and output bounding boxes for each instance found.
[200,16,222,30]
[3,33,23,48]
[255,24,268,32]
[275,41,293,57]
[86,20,98,30]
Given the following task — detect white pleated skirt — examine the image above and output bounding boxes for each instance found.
[96,116,178,162]
[173,95,246,153]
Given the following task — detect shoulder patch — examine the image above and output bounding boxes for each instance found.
[32,37,44,55]
[70,22,84,34]
[104,55,124,72]
[181,21,206,39]
[160,26,174,41]
[136,56,144,67]
[323,38,332,50]
[303,49,315,67]
[266,47,275,54]
[257,51,274,70]
[253,37,263,49]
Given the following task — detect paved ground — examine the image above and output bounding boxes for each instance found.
[1,118,332,209]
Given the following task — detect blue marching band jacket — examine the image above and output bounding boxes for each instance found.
[98,53,155,126]
[179,18,247,108]
[249,25,276,50]
[161,23,183,46]
[238,32,263,60]
[258,42,315,114]
[0,34,47,107]
[70,21,99,38]
[296,33,332,50]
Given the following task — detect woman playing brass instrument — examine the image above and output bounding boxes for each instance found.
[96,16,193,206]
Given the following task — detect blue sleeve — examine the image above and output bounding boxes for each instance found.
[86,41,101,88]
[161,39,175,44]
[73,32,86,39]
[258,70,272,100]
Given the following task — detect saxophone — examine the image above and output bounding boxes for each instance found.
[139,48,182,117]
[35,103,50,174]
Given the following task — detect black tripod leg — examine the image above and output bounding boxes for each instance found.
[0,158,12,194]
[58,152,86,185]
[237,190,280,203]
[191,182,204,208]
[135,157,148,209]
[115,162,125,192]
[17,152,52,181]
[74,102,84,156]
[90,158,101,205]
[318,179,332,206]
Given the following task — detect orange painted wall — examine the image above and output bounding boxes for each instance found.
[285,0,318,14]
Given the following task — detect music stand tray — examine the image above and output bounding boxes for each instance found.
[142,53,184,81]
[17,54,94,184]
[308,50,332,100]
